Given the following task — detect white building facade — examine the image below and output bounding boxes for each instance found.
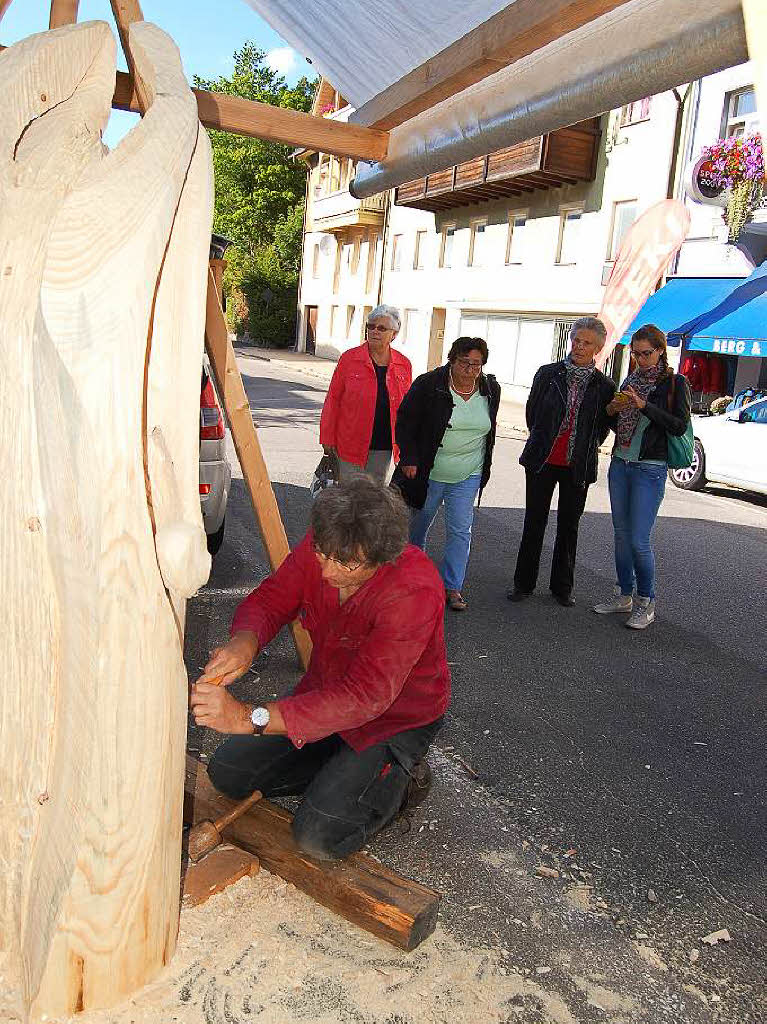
[297,67,763,402]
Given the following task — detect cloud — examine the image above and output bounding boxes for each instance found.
[266,47,298,76]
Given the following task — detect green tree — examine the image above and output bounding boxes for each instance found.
[195,45,316,345]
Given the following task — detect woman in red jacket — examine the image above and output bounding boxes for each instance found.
[320,305,412,482]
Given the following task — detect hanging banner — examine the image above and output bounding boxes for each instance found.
[597,199,691,370]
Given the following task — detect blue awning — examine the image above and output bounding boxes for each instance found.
[618,277,743,347]
[667,261,767,358]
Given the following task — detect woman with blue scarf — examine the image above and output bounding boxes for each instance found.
[594,325,691,630]
[509,317,616,607]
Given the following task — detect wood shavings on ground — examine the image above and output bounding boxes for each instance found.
[62,871,573,1024]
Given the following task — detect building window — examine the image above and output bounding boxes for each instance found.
[505,211,527,264]
[414,230,427,270]
[351,237,361,275]
[346,305,355,338]
[404,308,421,343]
[439,225,456,268]
[723,86,759,138]
[328,156,341,193]
[365,232,378,292]
[330,305,340,337]
[608,200,638,260]
[556,208,583,265]
[620,97,652,126]
[468,219,488,267]
[391,234,403,271]
[312,243,321,278]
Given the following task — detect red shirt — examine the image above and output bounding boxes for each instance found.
[231,533,450,751]
[319,343,412,466]
[547,402,576,466]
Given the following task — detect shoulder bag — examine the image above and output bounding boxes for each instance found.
[665,374,694,469]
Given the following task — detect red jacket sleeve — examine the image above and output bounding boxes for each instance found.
[319,357,346,448]
[277,585,443,746]
[231,534,312,649]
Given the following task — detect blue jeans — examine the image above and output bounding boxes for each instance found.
[608,458,667,599]
[409,475,481,591]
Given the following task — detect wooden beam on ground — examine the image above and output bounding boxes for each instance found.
[112,71,389,161]
[351,0,634,130]
[184,756,441,951]
[109,0,151,113]
[49,0,79,29]
[742,0,767,184]
[203,268,312,671]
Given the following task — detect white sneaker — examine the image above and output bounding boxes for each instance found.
[625,597,655,630]
[593,587,633,615]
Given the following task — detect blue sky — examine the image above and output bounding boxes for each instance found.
[2,0,313,144]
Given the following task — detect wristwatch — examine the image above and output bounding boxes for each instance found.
[250,705,270,736]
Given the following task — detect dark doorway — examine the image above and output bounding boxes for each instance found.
[305,305,318,355]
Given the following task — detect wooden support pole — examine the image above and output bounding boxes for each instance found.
[185,756,440,951]
[741,0,767,185]
[49,0,79,29]
[109,0,150,114]
[203,267,312,670]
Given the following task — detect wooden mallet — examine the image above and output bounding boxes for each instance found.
[187,788,263,862]
[187,670,262,862]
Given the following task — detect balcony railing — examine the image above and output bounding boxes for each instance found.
[310,189,386,232]
[395,120,601,212]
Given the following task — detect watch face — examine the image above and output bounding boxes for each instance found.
[251,706,270,728]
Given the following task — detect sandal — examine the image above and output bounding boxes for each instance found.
[446,589,468,611]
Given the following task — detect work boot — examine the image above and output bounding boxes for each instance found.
[593,586,633,614]
[403,760,433,812]
[625,597,655,630]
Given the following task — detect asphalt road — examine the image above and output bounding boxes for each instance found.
[185,354,766,1024]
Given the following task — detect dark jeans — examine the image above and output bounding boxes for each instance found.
[207,718,442,861]
[513,465,589,597]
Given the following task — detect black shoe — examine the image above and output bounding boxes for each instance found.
[506,587,532,602]
[552,591,576,607]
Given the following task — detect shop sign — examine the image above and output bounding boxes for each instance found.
[685,156,728,207]
[710,337,767,357]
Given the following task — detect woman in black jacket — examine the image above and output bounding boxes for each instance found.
[393,337,501,612]
[594,324,691,630]
[509,317,615,606]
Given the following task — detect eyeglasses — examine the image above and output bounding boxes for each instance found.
[313,543,366,573]
[455,357,483,369]
[367,323,395,333]
[633,348,657,359]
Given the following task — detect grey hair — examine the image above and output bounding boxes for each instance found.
[366,304,401,332]
[569,316,607,348]
[311,476,409,566]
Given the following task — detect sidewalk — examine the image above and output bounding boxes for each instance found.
[236,345,529,439]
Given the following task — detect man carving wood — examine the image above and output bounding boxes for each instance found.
[191,477,450,860]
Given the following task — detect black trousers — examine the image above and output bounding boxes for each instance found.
[207,718,441,861]
[513,465,589,597]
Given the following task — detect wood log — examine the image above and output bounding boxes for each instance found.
[1,20,213,1020]
[204,270,312,671]
[184,756,440,952]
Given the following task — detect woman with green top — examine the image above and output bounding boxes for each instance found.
[594,325,691,630]
[392,337,501,612]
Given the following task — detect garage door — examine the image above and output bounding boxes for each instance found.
[459,314,555,388]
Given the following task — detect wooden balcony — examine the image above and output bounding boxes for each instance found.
[310,190,386,233]
[394,120,601,212]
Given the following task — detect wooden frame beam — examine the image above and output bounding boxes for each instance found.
[0,45,388,160]
[112,71,389,161]
[109,0,150,113]
[49,0,79,29]
[0,0,15,24]
[351,0,635,131]
[203,267,312,670]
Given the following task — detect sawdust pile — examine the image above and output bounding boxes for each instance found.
[68,870,574,1024]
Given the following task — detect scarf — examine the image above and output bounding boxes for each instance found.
[556,355,596,463]
[616,364,664,447]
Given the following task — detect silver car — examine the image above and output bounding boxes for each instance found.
[200,357,231,555]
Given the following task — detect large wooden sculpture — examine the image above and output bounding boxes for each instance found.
[0,18,213,1021]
